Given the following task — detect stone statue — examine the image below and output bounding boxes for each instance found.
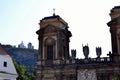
[83,44,89,59]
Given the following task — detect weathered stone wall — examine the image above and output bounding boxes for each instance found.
[77,69,97,80]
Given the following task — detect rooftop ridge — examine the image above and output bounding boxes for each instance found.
[0,43,9,55]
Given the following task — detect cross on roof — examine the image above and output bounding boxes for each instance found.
[53,8,56,16]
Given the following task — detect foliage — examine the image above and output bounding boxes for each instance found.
[13,59,35,80]
[6,47,38,72]
[112,74,120,80]
[2,44,13,48]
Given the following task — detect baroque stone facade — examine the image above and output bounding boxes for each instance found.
[36,6,120,80]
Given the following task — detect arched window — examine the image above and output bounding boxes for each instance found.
[47,45,53,60]
[45,37,56,60]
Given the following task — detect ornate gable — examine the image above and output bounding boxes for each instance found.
[44,24,58,33]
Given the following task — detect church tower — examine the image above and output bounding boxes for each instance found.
[36,13,72,80]
[36,14,72,62]
[108,6,120,61]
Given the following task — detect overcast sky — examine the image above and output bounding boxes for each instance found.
[0,0,120,58]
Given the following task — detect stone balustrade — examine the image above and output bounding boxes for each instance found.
[37,57,111,67]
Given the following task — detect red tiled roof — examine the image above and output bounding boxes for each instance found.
[0,43,9,55]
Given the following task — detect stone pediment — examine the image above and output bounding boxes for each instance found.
[43,24,58,33]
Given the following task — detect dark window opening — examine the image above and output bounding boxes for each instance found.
[3,61,7,67]
[47,45,53,60]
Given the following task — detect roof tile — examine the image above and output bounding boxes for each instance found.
[0,43,9,55]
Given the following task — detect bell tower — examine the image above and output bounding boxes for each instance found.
[36,14,72,80]
[107,6,120,61]
[36,14,72,64]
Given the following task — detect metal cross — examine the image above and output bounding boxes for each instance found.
[53,8,55,16]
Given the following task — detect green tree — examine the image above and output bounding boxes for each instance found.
[112,74,120,80]
[13,59,35,80]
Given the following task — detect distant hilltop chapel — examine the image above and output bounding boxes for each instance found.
[35,6,120,80]
[18,41,34,49]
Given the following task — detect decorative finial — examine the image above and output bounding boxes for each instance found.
[53,8,56,16]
